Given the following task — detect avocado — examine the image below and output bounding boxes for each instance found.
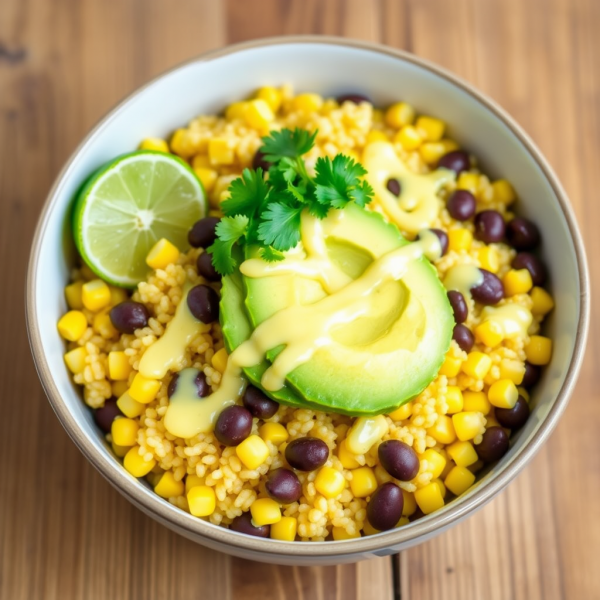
[241,203,454,415]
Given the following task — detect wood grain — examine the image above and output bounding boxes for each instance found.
[1,0,598,598]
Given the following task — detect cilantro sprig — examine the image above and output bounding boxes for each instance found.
[207,128,374,275]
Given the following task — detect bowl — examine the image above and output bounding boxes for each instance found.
[26,36,589,565]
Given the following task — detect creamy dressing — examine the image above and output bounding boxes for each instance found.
[345,415,389,455]
[481,304,533,338]
[443,264,484,299]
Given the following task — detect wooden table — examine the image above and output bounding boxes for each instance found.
[1,0,598,598]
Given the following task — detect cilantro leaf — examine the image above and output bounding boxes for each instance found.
[261,128,317,162]
[207,215,249,275]
[314,154,374,209]
[260,246,285,262]
[221,168,270,217]
[308,201,330,219]
[257,203,304,250]
[352,179,375,208]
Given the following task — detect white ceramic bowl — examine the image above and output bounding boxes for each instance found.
[27,36,589,565]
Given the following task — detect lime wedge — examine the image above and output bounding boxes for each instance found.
[73,150,207,287]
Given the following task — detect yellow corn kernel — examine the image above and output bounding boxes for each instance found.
[462,352,492,379]
[530,287,554,316]
[421,449,446,479]
[349,467,377,498]
[366,130,388,144]
[478,247,500,273]
[445,386,464,414]
[123,446,156,477]
[211,348,228,373]
[439,354,462,378]
[428,415,457,445]
[256,86,282,112]
[193,167,218,193]
[128,373,161,404]
[525,335,552,365]
[518,387,530,402]
[363,520,380,536]
[236,435,269,469]
[420,142,447,165]
[394,125,422,150]
[57,310,87,342]
[488,379,519,409]
[93,311,118,339]
[402,490,417,516]
[154,471,185,498]
[139,137,169,153]
[111,417,139,447]
[414,482,445,514]
[457,172,479,195]
[346,415,389,454]
[187,485,216,517]
[111,380,129,398]
[433,478,447,499]
[503,269,533,296]
[65,281,84,309]
[185,475,204,494]
[385,102,415,128]
[452,412,485,441]
[337,439,361,469]
[108,351,132,381]
[332,526,361,541]
[372,108,384,123]
[440,139,460,153]
[387,402,413,421]
[170,129,196,158]
[416,116,445,142]
[208,138,235,165]
[191,154,210,169]
[271,516,297,541]
[109,286,128,307]
[111,442,129,458]
[462,391,491,415]
[225,101,248,120]
[500,359,525,385]
[444,465,476,496]
[251,498,281,526]
[474,320,504,348]
[314,466,346,499]
[146,238,180,270]
[374,464,393,485]
[448,228,473,253]
[81,279,111,312]
[491,179,516,205]
[256,423,287,448]
[446,440,478,468]
[245,99,275,129]
[116,392,145,418]
[293,93,323,113]
[64,347,87,374]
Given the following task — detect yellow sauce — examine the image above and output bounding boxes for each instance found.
[443,265,484,299]
[481,304,533,338]
[363,141,455,234]
[345,415,389,454]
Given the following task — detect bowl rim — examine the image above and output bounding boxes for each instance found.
[26,35,590,558]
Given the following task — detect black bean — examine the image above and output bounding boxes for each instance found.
[337,93,371,105]
[378,440,419,481]
[512,252,547,286]
[495,396,530,430]
[197,252,221,281]
[474,210,505,243]
[506,217,540,251]
[438,150,470,174]
[252,149,273,173]
[188,217,220,248]
[229,512,270,538]
[522,362,541,388]
[386,178,401,196]
[214,405,253,446]
[447,190,476,221]
[285,437,329,472]
[428,228,449,256]
[453,324,475,352]
[243,385,279,419]
[168,371,210,399]
[447,290,468,324]
[109,301,150,334]
[94,399,122,433]
[476,427,509,463]
[265,468,302,504]
[187,284,219,323]
[471,269,504,305]
[367,483,404,531]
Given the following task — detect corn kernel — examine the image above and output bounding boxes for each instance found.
[433,478,447,499]
[416,116,445,141]
[448,228,473,253]
[491,179,516,205]
[462,391,491,415]
[474,320,504,348]
[363,520,380,536]
[488,379,518,409]
[402,490,417,516]
[457,172,479,195]
[332,526,361,541]
[225,101,248,120]
[525,336,552,365]
[245,99,275,129]
[109,286,128,306]
[420,142,447,165]
[518,387,530,402]
[185,475,204,493]
[170,129,196,158]
[447,440,478,468]
[440,139,460,153]
[93,311,118,339]
[375,464,393,485]
[116,392,145,418]
[385,102,415,128]
[315,466,346,499]
[387,402,413,421]
[414,482,445,514]
[111,380,129,398]
[193,167,218,193]
[65,281,84,309]
[444,465,476,496]
[372,108,384,123]
[128,373,161,404]
[146,238,180,270]
[108,351,131,381]
[191,154,210,169]
[421,449,446,479]
[251,498,281,526]
[211,348,228,373]
[346,415,388,454]
[462,352,492,379]
[111,417,139,446]
[187,485,216,517]
[349,467,378,498]
[366,130,388,144]
[439,354,462,377]
[271,516,297,541]
[293,93,323,113]
[123,446,156,477]
[503,269,533,296]
[139,138,169,153]
[64,347,87,373]
[500,359,525,385]
[452,412,485,441]
[111,442,129,457]
[530,287,554,316]
[428,415,457,445]
[478,247,499,273]
[57,310,87,342]
[256,86,282,112]
[81,279,111,312]
[208,138,235,165]
[236,435,269,469]
[259,422,289,447]
[154,471,185,498]
[445,386,464,414]
[394,125,422,150]
[337,439,361,469]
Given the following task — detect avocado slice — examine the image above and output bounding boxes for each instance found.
[241,204,454,415]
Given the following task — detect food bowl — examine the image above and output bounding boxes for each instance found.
[26,36,589,565]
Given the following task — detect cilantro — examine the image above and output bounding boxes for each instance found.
[221,168,270,217]
[257,203,304,250]
[261,128,317,162]
[314,154,374,209]
[260,246,285,262]
[207,215,249,275]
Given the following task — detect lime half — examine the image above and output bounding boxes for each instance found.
[73,150,207,287]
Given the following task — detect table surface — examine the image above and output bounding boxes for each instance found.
[1,0,598,598]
